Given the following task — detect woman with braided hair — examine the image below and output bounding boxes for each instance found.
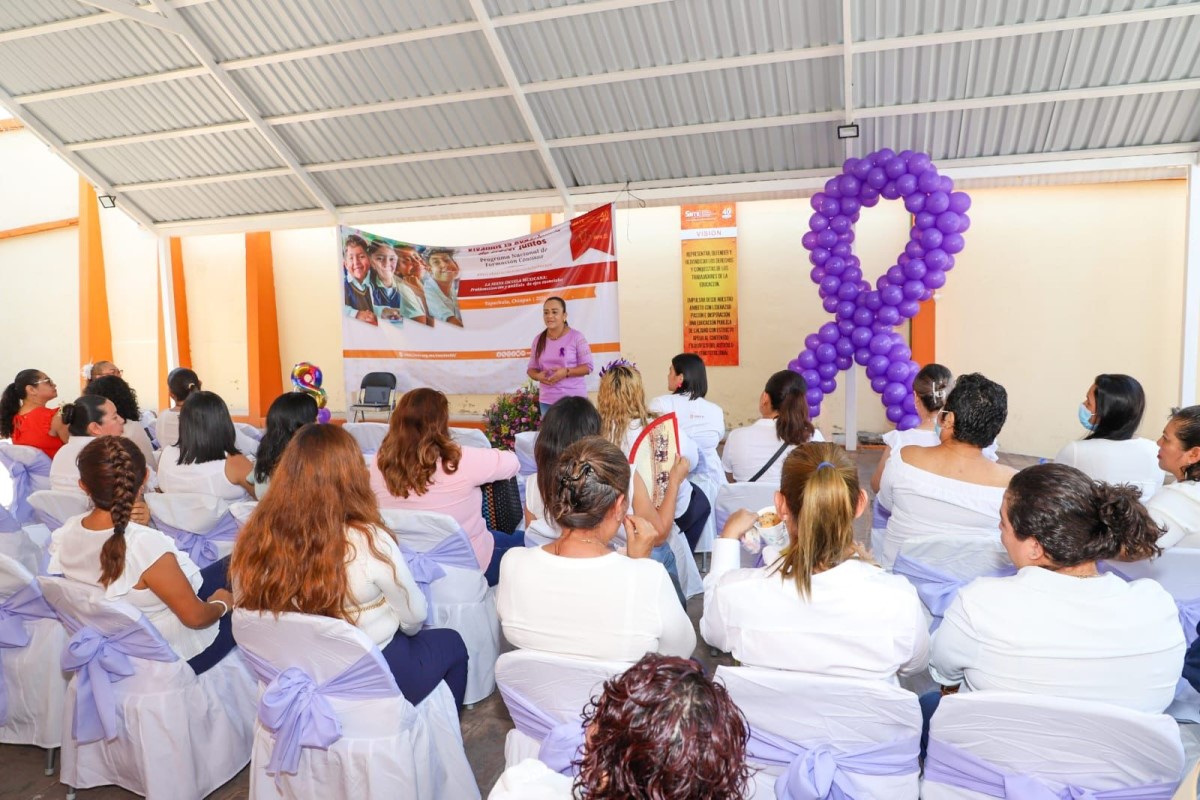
[496,436,695,661]
[48,435,237,674]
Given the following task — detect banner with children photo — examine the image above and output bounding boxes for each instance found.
[340,204,622,399]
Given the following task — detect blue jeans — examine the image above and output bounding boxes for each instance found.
[919,690,942,760]
[651,543,686,607]
[539,402,552,417]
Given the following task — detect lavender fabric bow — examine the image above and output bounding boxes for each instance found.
[924,738,1178,799]
[60,620,178,743]
[398,530,479,622]
[745,724,919,800]
[240,647,399,783]
[0,505,22,534]
[498,683,586,776]
[152,511,240,568]
[891,555,1016,630]
[0,581,57,723]
[0,450,51,524]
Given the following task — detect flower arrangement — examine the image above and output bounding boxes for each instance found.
[484,381,541,450]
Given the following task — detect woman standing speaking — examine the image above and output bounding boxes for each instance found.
[527,297,593,415]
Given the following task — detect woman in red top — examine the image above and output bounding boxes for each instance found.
[1,369,68,458]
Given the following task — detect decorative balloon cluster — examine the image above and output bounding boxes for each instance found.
[292,362,332,424]
[794,149,971,431]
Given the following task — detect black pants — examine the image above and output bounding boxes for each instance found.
[675,482,712,552]
[186,556,236,676]
[380,628,470,707]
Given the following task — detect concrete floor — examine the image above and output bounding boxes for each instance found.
[0,445,1040,800]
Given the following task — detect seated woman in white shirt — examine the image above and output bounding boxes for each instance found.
[157,391,253,501]
[490,654,751,800]
[598,362,709,551]
[928,463,1183,731]
[84,374,157,467]
[878,373,1015,569]
[156,367,201,449]
[702,442,928,681]
[648,353,726,482]
[722,369,824,486]
[248,392,317,499]
[497,436,696,662]
[231,423,469,706]
[1147,405,1200,548]
[1054,374,1164,500]
[49,436,236,674]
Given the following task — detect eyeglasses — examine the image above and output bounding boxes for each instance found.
[33,378,55,386]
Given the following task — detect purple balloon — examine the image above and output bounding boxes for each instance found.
[804,334,821,351]
[864,291,883,311]
[802,369,821,387]
[836,300,857,319]
[809,266,827,284]
[895,173,918,196]
[867,354,890,376]
[866,166,888,189]
[920,228,944,250]
[850,158,872,180]
[869,334,893,355]
[823,296,840,313]
[802,231,818,249]
[898,413,922,430]
[819,196,841,217]
[917,170,940,193]
[855,348,872,366]
[819,276,841,297]
[816,343,837,364]
[919,288,934,302]
[806,388,823,406]
[915,211,936,230]
[840,196,861,216]
[852,308,874,328]
[902,258,927,280]
[924,249,948,271]
[879,182,900,200]
[835,355,853,370]
[824,256,846,276]
[831,242,852,258]
[886,360,911,383]
[898,299,921,318]
[902,279,925,300]
[904,193,926,214]
[876,305,900,326]
[926,191,950,215]
[835,337,856,357]
[811,249,830,268]
[958,213,971,232]
[837,283,860,303]
[837,175,861,197]
[837,230,854,244]
[818,322,840,343]
[810,213,829,232]
[938,176,954,193]
[883,382,908,406]
[881,285,904,306]
[902,395,918,414]
[837,319,856,335]
[886,404,905,423]
[942,255,956,272]
[899,149,914,162]
[851,326,874,347]
[942,233,965,254]
[860,187,880,206]
[904,241,925,259]
[843,268,863,287]
[817,362,838,379]
[885,157,907,179]
[798,350,818,370]
[830,215,851,235]
[886,265,906,286]
[810,193,828,212]
[923,269,947,289]
[949,192,971,214]
[889,344,913,362]
[870,376,890,393]
[819,378,837,394]
[936,211,961,234]
[808,404,821,419]
[874,148,896,165]
[817,229,839,249]
[907,153,932,175]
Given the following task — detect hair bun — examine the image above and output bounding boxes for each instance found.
[60,402,76,425]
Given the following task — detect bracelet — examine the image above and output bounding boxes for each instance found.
[209,599,230,617]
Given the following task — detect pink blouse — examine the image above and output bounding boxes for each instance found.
[369,445,520,568]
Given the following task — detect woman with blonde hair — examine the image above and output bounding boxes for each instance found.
[701,442,928,682]
[232,423,468,706]
[369,388,521,584]
[597,363,709,550]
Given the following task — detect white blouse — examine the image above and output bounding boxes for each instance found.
[881,428,999,462]
[123,419,158,468]
[157,446,249,502]
[1054,437,1164,501]
[721,419,826,485]
[48,516,216,661]
[51,435,157,494]
[648,393,726,452]
[1147,480,1200,549]
[496,547,695,662]
[344,526,426,648]
[700,539,928,681]
[877,447,1005,569]
[930,566,1184,713]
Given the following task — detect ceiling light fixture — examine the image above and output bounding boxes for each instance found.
[98,194,117,209]
[837,124,860,140]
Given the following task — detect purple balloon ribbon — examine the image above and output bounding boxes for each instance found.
[891,555,1016,630]
[152,511,241,568]
[497,682,586,776]
[240,647,399,784]
[745,724,919,799]
[0,449,51,524]
[0,580,58,724]
[398,530,479,623]
[60,621,178,744]
[924,737,1178,799]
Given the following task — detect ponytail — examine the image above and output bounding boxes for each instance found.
[61,395,108,436]
[913,363,954,414]
[765,370,814,446]
[167,367,201,404]
[77,436,146,587]
[0,369,42,438]
[1085,483,1163,563]
[773,443,861,598]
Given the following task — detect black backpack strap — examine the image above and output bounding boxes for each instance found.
[748,443,789,483]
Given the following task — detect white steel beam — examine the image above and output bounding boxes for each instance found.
[841,0,854,125]
[76,0,182,34]
[158,236,180,372]
[18,67,208,104]
[492,0,673,27]
[467,0,574,214]
[1183,161,1200,407]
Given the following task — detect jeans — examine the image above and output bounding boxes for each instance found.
[651,543,687,607]
[919,690,942,760]
[186,556,236,676]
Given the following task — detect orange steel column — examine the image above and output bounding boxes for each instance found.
[78,179,113,369]
[530,213,553,233]
[156,238,191,411]
[245,232,283,423]
[911,299,936,366]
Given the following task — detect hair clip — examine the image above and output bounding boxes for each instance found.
[598,358,637,378]
[816,461,835,471]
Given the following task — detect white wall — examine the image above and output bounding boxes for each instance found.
[99,209,159,412]
[0,131,77,230]
[181,234,248,413]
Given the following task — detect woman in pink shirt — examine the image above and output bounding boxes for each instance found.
[370,388,521,584]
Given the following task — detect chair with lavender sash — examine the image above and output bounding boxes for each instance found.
[0,503,49,576]
[514,431,538,508]
[381,508,499,704]
[893,534,1015,632]
[27,490,91,533]
[495,649,630,772]
[714,483,781,568]
[921,691,1185,800]
[0,443,52,524]
[716,665,921,799]
[144,492,240,568]
[232,609,479,800]
[0,554,67,760]
[37,575,256,800]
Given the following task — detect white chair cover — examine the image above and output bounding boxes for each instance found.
[27,490,91,532]
[1101,550,1200,723]
[0,554,67,748]
[344,422,388,454]
[0,526,50,576]
[514,431,538,508]
[0,443,53,524]
[144,492,239,565]
[233,426,262,461]
[233,609,479,800]
[229,499,259,526]
[494,649,630,770]
[451,427,492,450]
[894,534,1014,630]
[714,482,779,534]
[921,691,1185,800]
[37,576,257,800]
[381,508,499,704]
[716,665,921,800]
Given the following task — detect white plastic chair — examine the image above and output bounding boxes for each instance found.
[144,492,240,567]
[495,649,630,770]
[893,534,1014,631]
[922,691,1185,799]
[381,508,499,704]
[0,554,67,758]
[716,665,921,800]
[343,422,388,454]
[451,427,492,450]
[233,609,480,800]
[27,490,91,532]
[37,576,257,800]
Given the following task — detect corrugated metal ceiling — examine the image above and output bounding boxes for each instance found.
[0,0,1194,231]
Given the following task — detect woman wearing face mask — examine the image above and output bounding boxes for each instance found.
[1053,374,1164,501]
[526,297,593,416]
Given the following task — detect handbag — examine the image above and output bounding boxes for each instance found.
[481,476,523,533]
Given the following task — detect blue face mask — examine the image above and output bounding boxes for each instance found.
[1078,403,1097,432]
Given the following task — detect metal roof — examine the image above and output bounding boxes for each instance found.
[0,0,1196,234]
